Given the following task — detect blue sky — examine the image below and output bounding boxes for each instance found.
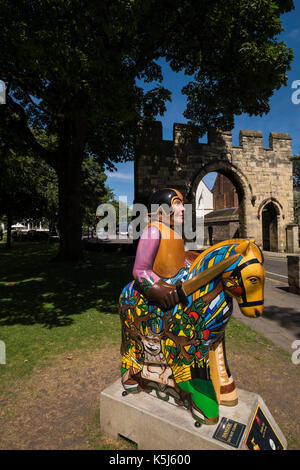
[106,6,300,206]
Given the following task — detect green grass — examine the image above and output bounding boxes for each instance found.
[0,241,134,381]
[1,241,298,449]
[226,314,292,362]
[0,241,292,381]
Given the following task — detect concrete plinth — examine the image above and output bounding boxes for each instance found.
[100,379,287,450]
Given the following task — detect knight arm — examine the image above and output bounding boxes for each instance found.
[132,226,180,310]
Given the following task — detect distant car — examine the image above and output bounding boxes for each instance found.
[96,227,109,240]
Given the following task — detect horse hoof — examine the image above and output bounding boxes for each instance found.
[156,390,169,401]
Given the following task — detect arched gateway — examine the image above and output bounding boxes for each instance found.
[134,122,298,252]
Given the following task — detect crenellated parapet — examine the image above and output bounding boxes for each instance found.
[238,130,263,149]
[269,132,292,153]
[137,121,292,154]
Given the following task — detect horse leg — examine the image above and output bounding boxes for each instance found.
[209,333,238,406]
[120,338,143,393]
[172,359,219,425]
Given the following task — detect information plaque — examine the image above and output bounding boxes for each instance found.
[213,418,246,448]
[245,405,285,450]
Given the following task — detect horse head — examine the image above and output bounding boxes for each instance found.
[222,240,265,318]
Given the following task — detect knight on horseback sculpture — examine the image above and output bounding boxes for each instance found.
[119,188,265,426]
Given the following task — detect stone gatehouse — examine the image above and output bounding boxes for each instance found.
[135,121,299,252]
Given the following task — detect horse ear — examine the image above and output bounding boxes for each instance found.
[235,240,250,256]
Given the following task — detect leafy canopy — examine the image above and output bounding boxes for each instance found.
[0,0,295,157]
[0,0,295,259]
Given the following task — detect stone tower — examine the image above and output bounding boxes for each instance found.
[135,121,298,252]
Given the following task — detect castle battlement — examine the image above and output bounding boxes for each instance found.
[138,121,292,154]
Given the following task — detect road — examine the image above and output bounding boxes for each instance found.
[263,255,288,284]
[232,253,300,352]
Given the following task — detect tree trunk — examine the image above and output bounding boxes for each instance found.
[54,152,83,262]
[54,116,86,262]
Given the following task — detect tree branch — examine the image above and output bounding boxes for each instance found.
[6,95,58,168]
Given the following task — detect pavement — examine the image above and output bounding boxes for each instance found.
[201,247,300,354]
[262,250,300,258]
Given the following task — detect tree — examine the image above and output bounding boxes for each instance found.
[0,149,113,247]
[0,150,51,248]
[293,159,300,190]
[81,155,115,230]
[0,0,294,261]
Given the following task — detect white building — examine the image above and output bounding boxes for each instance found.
[195,180,213,218]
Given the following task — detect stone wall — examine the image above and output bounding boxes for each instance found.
[135,121,296,251]
[287,255,300,293]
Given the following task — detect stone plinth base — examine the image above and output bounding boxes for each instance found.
[100,379,287,450]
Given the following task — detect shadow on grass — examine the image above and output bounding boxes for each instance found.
[0,242,134,328]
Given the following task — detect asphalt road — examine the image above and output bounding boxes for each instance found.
[263,256,288,284]
[233,253,300,352]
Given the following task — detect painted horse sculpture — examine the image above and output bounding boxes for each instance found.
[119,239,265,425]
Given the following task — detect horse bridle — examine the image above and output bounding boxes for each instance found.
[229,259,263,308]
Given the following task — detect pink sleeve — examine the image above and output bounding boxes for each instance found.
[132,225,161,289]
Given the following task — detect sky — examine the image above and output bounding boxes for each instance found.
[105,5,300,207]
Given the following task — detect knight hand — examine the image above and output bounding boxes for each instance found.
[146,279,180,310]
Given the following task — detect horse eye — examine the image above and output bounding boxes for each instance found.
[249,278,258,283]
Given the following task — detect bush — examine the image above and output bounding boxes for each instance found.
[12,230,49,242]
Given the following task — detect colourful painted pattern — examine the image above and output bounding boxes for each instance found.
[119,239,265,425]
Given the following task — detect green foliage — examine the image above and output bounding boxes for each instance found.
[81,156,114,227]
[293,159,300,190]
[293,159,300,223]
[0,0,294,150]
[180,0,294,134]
[12,230,49,242]
[0,0,294,259]
[0,148,113,233]
[0,149,52,221]
[294,191,300,224]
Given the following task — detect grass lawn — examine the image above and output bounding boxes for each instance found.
[0,241,133,382]
[0,241,299,449]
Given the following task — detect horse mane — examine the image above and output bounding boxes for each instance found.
[189,239,244,274]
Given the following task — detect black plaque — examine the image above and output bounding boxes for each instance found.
[245,405,285,450]
[213,417,246,448]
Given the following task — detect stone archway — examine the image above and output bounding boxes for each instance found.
[135,122,295,252]
[258,198,282,252]
[262,203,279,251]
[188,160,252,243]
